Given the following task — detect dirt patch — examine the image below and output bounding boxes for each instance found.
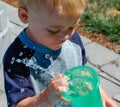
[2,0,120,55]
[106,9,120,17]
[2,0,18,7]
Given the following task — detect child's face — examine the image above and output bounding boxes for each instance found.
[26,6,80,50]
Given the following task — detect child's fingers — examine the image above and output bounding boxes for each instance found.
[55,73,67,80]
[55,86,67,92]
[60,96,71,103]
[50,78,68,88]
[51,82,68,93]
[50,74,68,87]
[49,75,69,96]
[103,101,106,107]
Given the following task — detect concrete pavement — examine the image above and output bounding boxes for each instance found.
[0,1,120,107]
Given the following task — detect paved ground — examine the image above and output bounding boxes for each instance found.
[0,1,120,107]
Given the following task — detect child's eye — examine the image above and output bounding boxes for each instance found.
[48,29,60,34]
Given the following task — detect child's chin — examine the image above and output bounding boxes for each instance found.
[50,46,61,51]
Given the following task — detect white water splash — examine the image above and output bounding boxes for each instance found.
[16,57,47,72]
[10,57,15,64]
[20,88,25,94]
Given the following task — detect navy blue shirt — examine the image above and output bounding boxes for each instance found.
[3,29,87,107]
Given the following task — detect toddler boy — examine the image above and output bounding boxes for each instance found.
[3,0,117,107]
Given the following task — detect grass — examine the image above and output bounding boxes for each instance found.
[80,0,120,44]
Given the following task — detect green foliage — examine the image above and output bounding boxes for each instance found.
[81,0,120,44]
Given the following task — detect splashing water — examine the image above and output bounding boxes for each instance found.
[19,52,23,56]
[20,88,25,94]
[10,57,15,64]
[16,57,47,73]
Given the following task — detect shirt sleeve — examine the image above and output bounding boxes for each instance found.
[69,31,87,65]
[3,37,35,107]
[4,72,35,106]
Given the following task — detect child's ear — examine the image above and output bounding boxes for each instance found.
[18,7,28,24]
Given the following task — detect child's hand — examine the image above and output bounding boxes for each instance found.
[47,73,70,102]
[100,87,118,107]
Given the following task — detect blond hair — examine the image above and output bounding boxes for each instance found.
[17,0,85,18]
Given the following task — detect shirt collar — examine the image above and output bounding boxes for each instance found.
[18,28,61,55]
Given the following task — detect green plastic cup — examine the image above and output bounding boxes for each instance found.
[62,66,103,107]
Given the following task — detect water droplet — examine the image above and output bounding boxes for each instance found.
[7,69,11,72]
[35,71,38,75]
[19,52,23,56]
[23,45,27,48]
[44,81,48,85]
[16,59,21,63]
[10,57,15,64]
[20,88,25,93]
[45,54,50,59]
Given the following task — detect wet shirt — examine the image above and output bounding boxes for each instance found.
[3,29,87,107]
